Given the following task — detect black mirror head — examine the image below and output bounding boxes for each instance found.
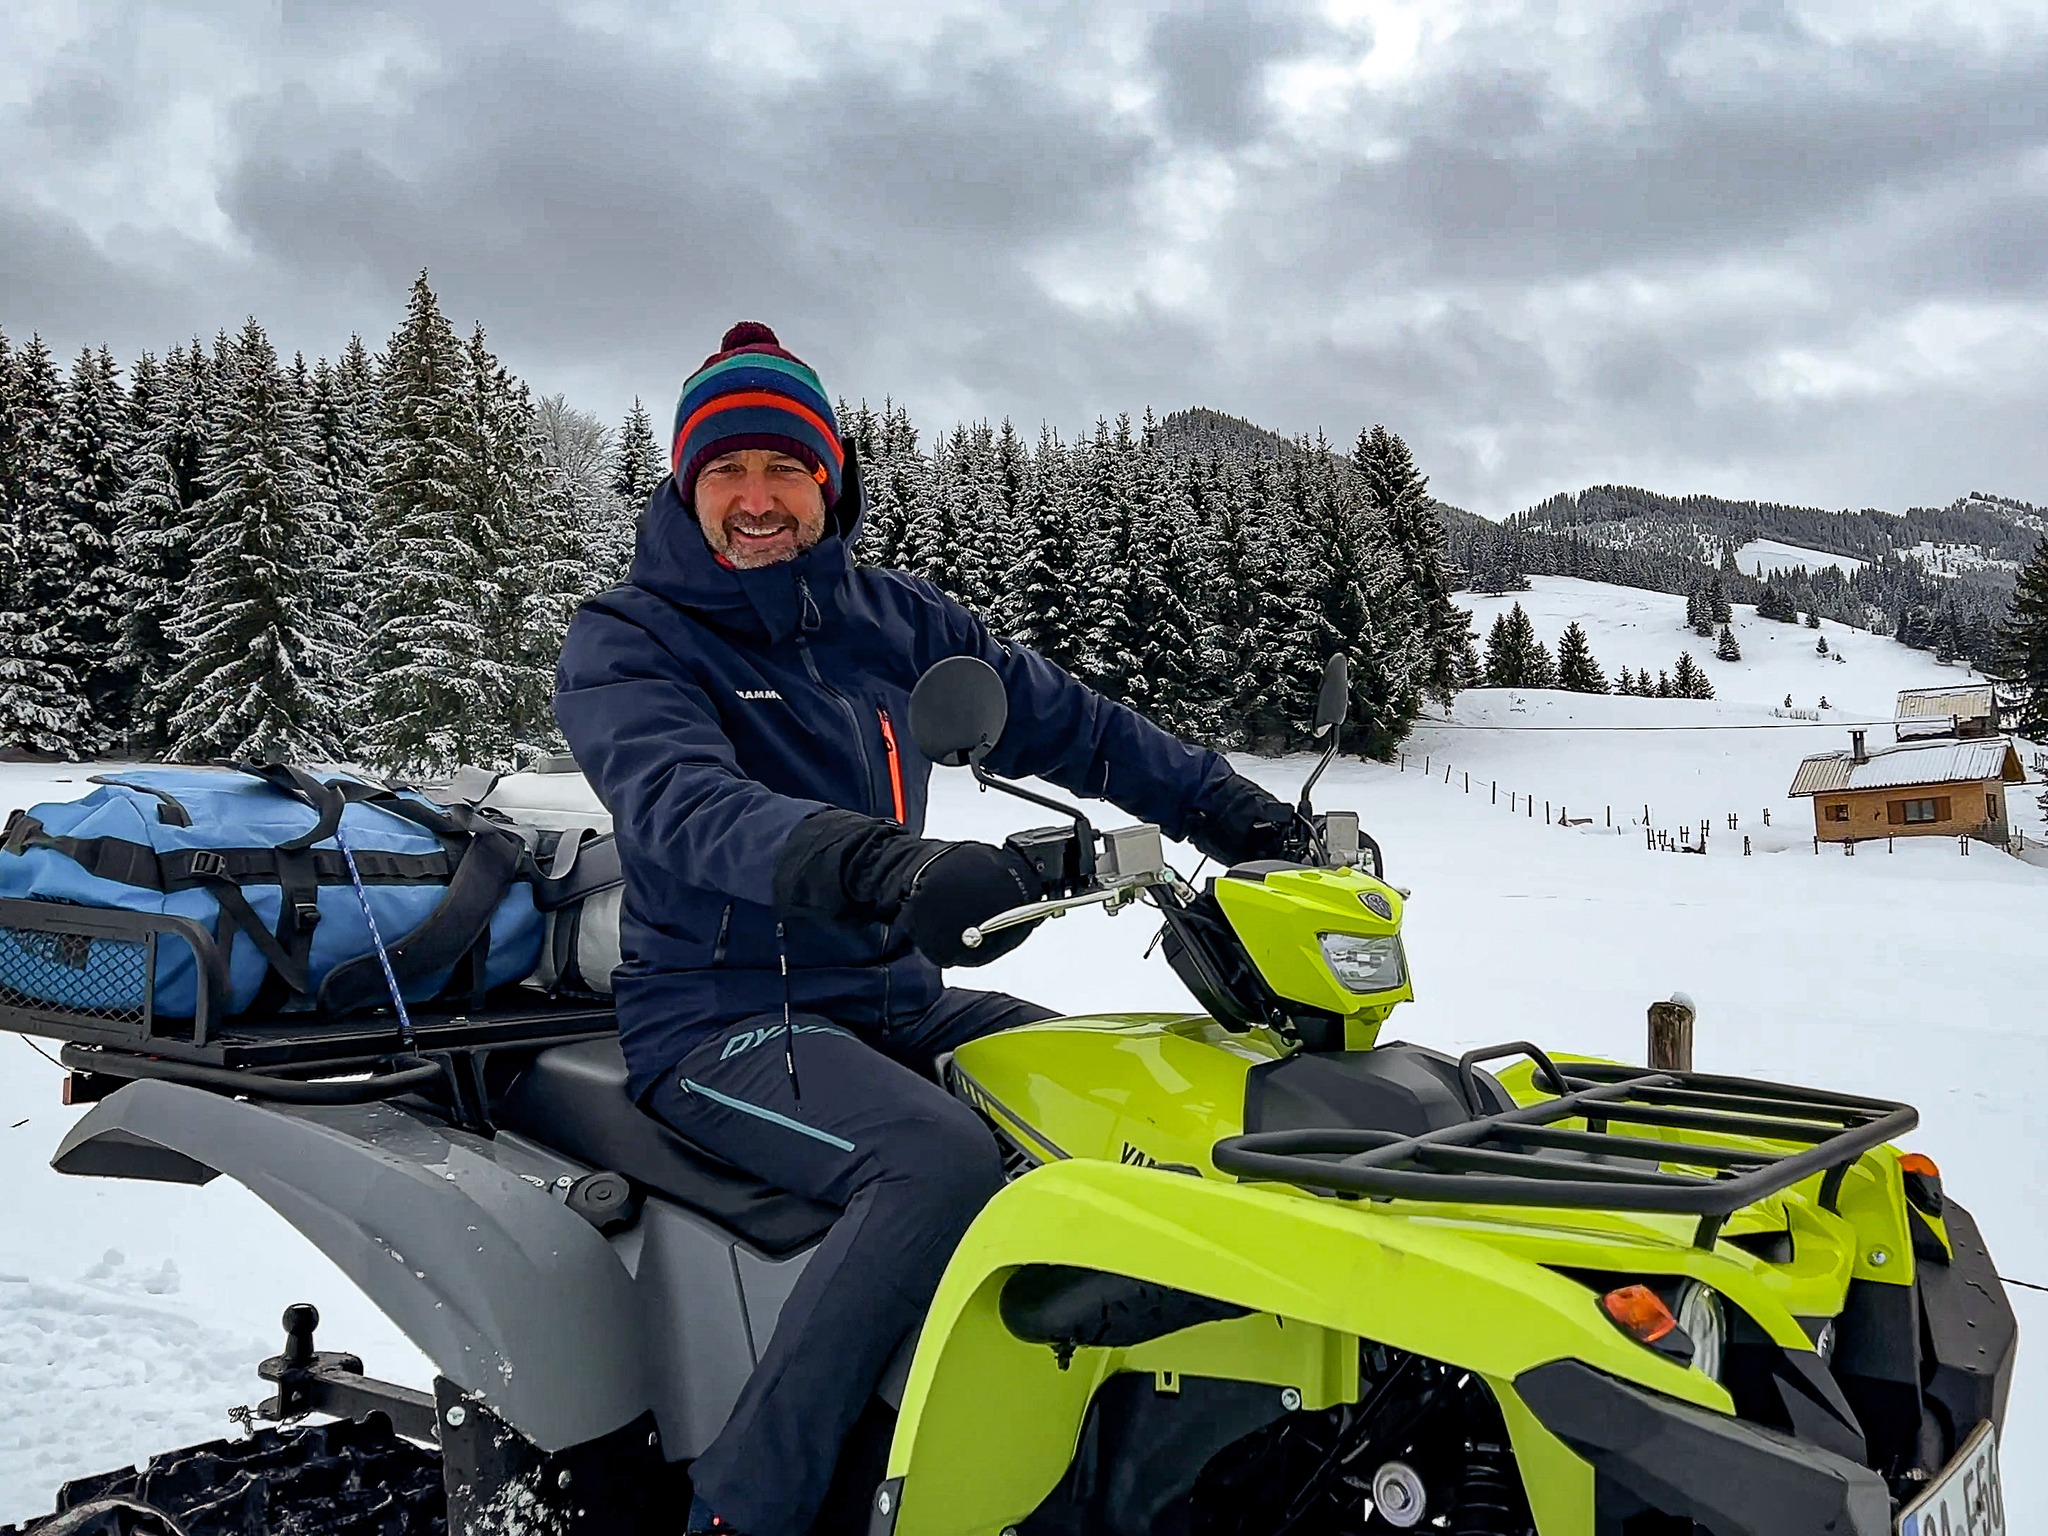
[909,656,1010,767]
[1314,654,1351,734]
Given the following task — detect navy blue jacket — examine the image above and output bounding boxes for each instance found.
[554,449,1233,1098]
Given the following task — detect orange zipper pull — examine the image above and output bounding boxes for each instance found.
[877,709,907,824]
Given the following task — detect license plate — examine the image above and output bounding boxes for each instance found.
[1899,1422,2004,1536]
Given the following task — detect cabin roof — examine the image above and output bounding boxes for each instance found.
[1788,737,2024,797]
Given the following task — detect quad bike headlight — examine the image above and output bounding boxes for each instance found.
[1317,933,1407,994]
[1674,1280,1726,1382]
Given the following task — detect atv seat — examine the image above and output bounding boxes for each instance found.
[495,1038,838,1258]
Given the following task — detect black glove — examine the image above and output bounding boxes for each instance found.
[1183,772,1301,867]
[775,809,1045,967]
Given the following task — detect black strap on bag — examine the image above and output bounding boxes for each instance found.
[315,820,523,1015]
[234,763,535,1019]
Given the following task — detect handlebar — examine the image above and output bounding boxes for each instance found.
[956,811,1382,952]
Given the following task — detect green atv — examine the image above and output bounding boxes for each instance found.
[2,656,2015,1536]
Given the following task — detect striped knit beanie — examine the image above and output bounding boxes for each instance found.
[672,322,844,511]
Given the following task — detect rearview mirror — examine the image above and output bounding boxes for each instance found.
[909,656,1009,767]
[1314,654,1350,736]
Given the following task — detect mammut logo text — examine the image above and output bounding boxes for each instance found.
[736,689,783,701]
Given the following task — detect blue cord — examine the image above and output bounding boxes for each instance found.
[334,822,417,1051]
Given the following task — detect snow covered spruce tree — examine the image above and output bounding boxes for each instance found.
[1716,624,1742,662]
[1075,416,1148,704]
[1555,621,1608,693]
[358,278,584,774]
[114,343,212,751]
[306,337,379,678]
[0,329,93,755]
[461,328,589,759]
[605,396,664,580]
[161,319,347,762]
[1999,536,2048,737]
[358,275,487,771]
[1005,425,1085,674]
[1122,425,1218,741]
[1484,604,1557,688]
[1672,651,1715,700]
[1200,457,1298,752]
[47,346,132,740]
[1289,440,1423,758]
[1353,424,1467,708]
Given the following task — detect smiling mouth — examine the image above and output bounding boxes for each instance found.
[726,518,794,545]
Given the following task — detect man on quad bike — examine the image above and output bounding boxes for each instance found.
[553,322,1298,1536]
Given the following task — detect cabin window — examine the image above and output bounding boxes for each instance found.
[1989,793,2001,820]
[1824,803,1850,822]
[1900,798,1941,824]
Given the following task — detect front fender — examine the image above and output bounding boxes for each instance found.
[54,1081,649,1451]
[886,1158,1733,1536]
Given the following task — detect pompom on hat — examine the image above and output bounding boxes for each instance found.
[672,322,844,511]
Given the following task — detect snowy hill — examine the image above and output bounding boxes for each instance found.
[4,577,2047,1525]
[1461,575,1982,716]
[1733,537,1868,578]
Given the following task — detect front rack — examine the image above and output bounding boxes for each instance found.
[1210,1041,1917,1249]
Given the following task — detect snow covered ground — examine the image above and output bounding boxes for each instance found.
[1462,574,1978,719]
[1733,537,1869,577]
[4,580,2046,1524]
[1910,540,2022,579]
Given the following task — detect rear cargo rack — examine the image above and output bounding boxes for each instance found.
[0,895,613,1121]
[1210,1041,1917,1248]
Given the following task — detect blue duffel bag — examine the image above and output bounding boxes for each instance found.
[0,762,545,1020]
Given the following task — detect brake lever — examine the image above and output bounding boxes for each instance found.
[960,868,1189,949]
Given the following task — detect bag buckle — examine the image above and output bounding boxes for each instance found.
[188,849,229,880]
[294,900,322,929]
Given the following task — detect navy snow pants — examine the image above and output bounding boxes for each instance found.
[643,988,1055,1536]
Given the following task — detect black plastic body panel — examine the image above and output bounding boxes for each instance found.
[1918,1200,2018,1450]
[1018,1374,1284,1536]
[1516,1359,1891,1536]
[1244,1042,1513,1139]
[1833,1278,1927,1478]
[437,1380,684,1535]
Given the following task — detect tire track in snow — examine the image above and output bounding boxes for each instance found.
[0,1257,269,1525]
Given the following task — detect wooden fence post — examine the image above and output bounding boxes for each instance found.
[1648,995,1696,1072]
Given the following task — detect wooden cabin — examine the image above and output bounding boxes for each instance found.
[1789,730,2025,844]
[1894,684,1997,741]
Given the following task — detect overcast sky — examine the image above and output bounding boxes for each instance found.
[4,0,2044,517]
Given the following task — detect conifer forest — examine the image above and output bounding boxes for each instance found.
[0,276,1475,772]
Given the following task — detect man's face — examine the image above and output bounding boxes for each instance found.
[693,448,829,569]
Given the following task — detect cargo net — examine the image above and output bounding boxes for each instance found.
[0,902,152,1027]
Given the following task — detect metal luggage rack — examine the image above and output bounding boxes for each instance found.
[0,895,613,1117]
[1211,1041,1917,1249]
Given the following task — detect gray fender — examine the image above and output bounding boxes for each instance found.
[54,1080,650,1451]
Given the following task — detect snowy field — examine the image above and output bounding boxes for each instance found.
[4,581,2047,1523]
[1733,537,1868,577]
[1462,574,1975,721]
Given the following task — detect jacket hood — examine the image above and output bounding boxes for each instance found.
[630,440,868,643]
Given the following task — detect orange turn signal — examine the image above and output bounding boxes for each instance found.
[1601,1284,1678,1344]
[1900,1153,1940,1179]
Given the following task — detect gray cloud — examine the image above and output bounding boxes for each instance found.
[1,0,2044,516]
